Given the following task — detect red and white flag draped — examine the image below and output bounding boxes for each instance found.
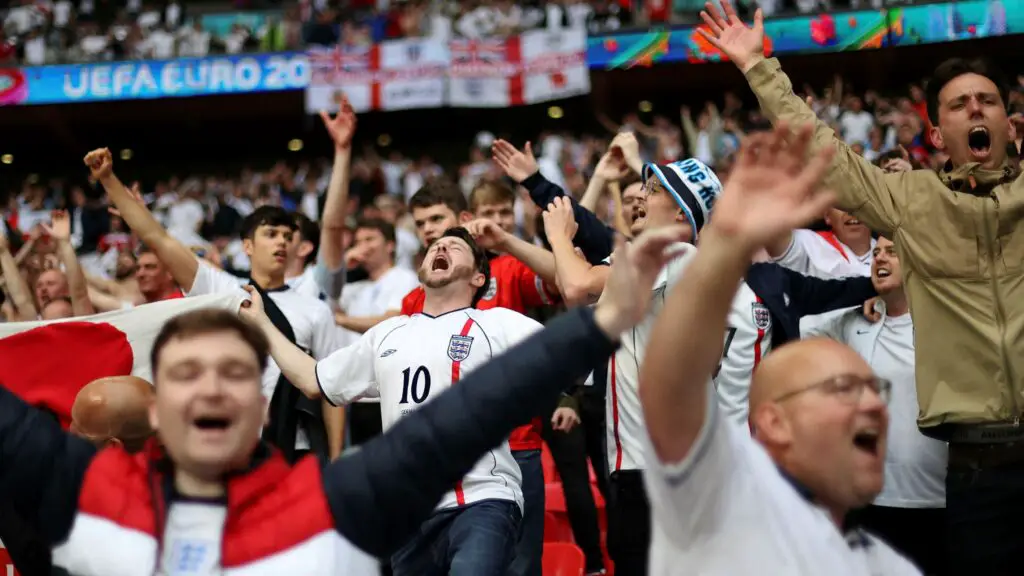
[305,27,590,113]
[0,293,244,429]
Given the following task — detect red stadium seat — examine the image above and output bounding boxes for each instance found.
[545,481,567,513]
[544,511,574,543]
[543,542,586,576]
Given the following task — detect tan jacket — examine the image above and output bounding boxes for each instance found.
[746,57,1024,430]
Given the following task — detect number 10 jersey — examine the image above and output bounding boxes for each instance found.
[315,306,543,512]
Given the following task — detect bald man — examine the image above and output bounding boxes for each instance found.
[638,128,920,574]
[1,376,154,576]
[70,375,155,453]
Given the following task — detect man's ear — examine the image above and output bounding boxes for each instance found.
[458,211,474,225]
[242,237,255,257]
[930,125,945,151]
[471,271,487,290]
[298,240,314,260]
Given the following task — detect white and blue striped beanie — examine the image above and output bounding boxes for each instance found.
[641,158,722,236]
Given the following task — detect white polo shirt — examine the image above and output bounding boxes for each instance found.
[803,304,946,508]
[315,306,542,511]
[774,229,874,280]
[188,261,341,449]
[644,390,921,575]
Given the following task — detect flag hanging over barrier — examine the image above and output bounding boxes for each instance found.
[0,293,244,428]
[305,28,590,113]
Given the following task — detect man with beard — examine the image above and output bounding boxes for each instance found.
[702,1,1024,568]
[242,227,592,576]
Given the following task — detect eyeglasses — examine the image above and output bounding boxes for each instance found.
[773,374,892,405]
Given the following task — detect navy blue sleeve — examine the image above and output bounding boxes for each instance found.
[521,171,615,264]
[0,386,97,545]
[323,307,617,557]
[779,266,878,317]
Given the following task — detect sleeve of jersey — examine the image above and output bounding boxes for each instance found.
[313,252,346,303]
[313,329,380,406]
[771,230,818,277]
[642,384,766,545]
[521,171,615,264]
[0,386,97,545]
[321,306,617,558]
[513,258,560,308]
[187,260,248,297]
[783,267,878,317]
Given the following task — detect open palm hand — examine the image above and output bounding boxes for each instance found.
[491,140,539,183]
[699,0,765,72]
[319,94,357,150]
[711,124,835,251]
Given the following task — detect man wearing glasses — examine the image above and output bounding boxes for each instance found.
[640,128,921,574]
[803,236,947,575]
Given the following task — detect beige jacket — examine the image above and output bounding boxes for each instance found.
[746,57,1024,430]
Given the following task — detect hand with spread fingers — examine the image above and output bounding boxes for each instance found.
[698,0,766,73]
[41,210,72,243]
[710,124,836,252]
[320,94,358,150]
[491,140,539,183]
[542,197,579,243]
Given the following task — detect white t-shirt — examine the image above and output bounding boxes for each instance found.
[188,261,340,448]
[168,198,206,234]
[315,307,542,511]
[802,305,947,508]
[644,390,922,576]
[840,110,876,145]
[160,501,226,575]
[606,243,695,473]
[714,281,775,427]
[774,229,874,280]
[394,227,421,272]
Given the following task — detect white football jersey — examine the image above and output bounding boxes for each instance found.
[315,306,543,511]
[773,229,873,280]
[606,243,696,473]
[714,281,774,427]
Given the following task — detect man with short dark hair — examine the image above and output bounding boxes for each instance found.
[0,221,673,574]
[84,149,343,463]
[702,2,1024,568]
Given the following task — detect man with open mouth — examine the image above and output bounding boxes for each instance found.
[0,222,675,575]
[703,1,1024,570]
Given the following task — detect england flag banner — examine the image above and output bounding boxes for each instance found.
[0,293,244,428]
[449,28,589,108]
[305,27,590,112]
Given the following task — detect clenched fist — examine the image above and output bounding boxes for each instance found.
[83,148,114,180]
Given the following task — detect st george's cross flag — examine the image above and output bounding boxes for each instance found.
[0,293,244,429]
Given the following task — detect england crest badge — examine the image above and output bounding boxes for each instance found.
[751,302,772,331]
[448,335,474,362]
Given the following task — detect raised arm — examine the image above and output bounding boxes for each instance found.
[0,234,37,320]
[84,149,200,292]
[464,218,559,289]
[493,139,616,263]
[543,197,610,306]
[239,287,322,399]
[640,125,835,464]
[316,100,357,301]
[699,0,903,236]
[323,226,686,558]
[44,210,94,317]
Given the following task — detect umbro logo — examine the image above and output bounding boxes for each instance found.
[380,349,397,358]
[856,329,870,334]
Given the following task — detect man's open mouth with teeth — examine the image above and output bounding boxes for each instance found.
[852,427,881,457]
[431,254,450,271]
[968,126,992,157]
[631,206,646,224]
[273,248,287,261]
